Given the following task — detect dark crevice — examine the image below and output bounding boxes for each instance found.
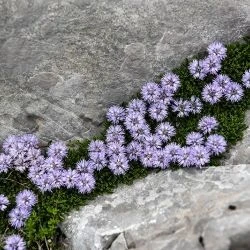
[199,236,205,248]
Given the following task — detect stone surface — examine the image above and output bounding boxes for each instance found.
[61,164,250,250]
[1,0,250,143]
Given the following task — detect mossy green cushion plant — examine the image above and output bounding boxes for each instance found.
[0,37,250,249]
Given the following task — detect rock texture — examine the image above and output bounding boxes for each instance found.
[1,0,250,142]
[61,164,250,250]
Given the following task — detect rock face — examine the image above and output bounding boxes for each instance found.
[0,0,250,142]
[61,164,250,250]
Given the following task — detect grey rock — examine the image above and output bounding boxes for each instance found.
[0,0,250,142]
[61,164,250,250]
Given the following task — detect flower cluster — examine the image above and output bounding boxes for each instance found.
[0,41,249,249]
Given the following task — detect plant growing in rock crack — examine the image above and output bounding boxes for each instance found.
[0,38,250,249]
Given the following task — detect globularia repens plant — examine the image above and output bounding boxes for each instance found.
[1,38,250,249]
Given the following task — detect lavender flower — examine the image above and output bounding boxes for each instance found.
[0,154,12,173]
[186,132,204,146]
[63,169,80,189]
[202,83,223,104]
[75,173,96,194]
[177,147,193,167]
[4,234,26,250]
[198,116,218,134]
[129,123,151,142]
[148,102,168,121]
[2,135,20,154]
[207,42,227,60]
[0,194,9,211]
[189,59,208,80]
[242,69,250,88]
[171,98,191,117]
[126,141,143,161]
[16,190,37,208]
[203,55,222,75]
[9,207,30,229]
[108,154,129,175]
[165,143,182,163]
[124,111,146,131]
[143,134,162,150]
[76,160,95,175]
[48,141,67,159]
[106,125,125,144]
[126,99,147,115]
[44,156,63,170]
[141,82,161,103]
[212,74,231,90]
[35,173,54,192]
[205,134,227,155]
[140,147,156,168]
[189,96,203,114]
[191,145,210,167]
[224,82,244,102]
[49,168,64,189]
[106,142,126,157]
[161,73,181,93]
[158,86,175,105]
[154,149,171,169]
[106,106,126,124]
[155,122,176,142]
[89,153,107,171]
[20,134,39,148]
[88,140,106,157]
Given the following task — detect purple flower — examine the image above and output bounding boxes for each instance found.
[242,69,250,88]
[106,125,125,144]
[158,86,175,105]
[2,135,20,154]
[191,145,210,167]
[125,111,146,131]
[48,169,64,189]
[0,154,12,173]
[129,123,151,142]
[171,98,191,117]
[16,190,37,208]
[224,82,244,102]
[75,173,96,194]
[143,134,162,150]
[4,234,26,250]
[108,154,129,175]
[48,141,67,159]
[106,142,126,157]
[89,153,107,171]
[198,116,218,134]
[155,122,176,142]
[88,140,106,158]
[106,106,126,124]
[154,149,171,169]
[164,143,182,163]
[35,173,54,192]
[186,132,204,146]
[177,147,193,168]
[63,169,80,189]
[141,82,161,103]
[126,99,147,115]
[203,55,221,75]
[189,59,208,80]
[148,102,168,121]
[0,194,9,211]
[9,207,30,229]
[140,147,156,168]
[202,83,223,104]
[20,134,39,148]
[76,160,95,175]
[207,42,227,60]
[205,134,227,155]
[212,74,231,90]
[161,73,181,93]
[189,96,203,114]
[126,141,143,161]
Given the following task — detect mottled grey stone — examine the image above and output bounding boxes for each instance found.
[0,0,250,142]
[61,164,250,250]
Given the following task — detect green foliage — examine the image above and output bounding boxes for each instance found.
[1,37,250,249]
